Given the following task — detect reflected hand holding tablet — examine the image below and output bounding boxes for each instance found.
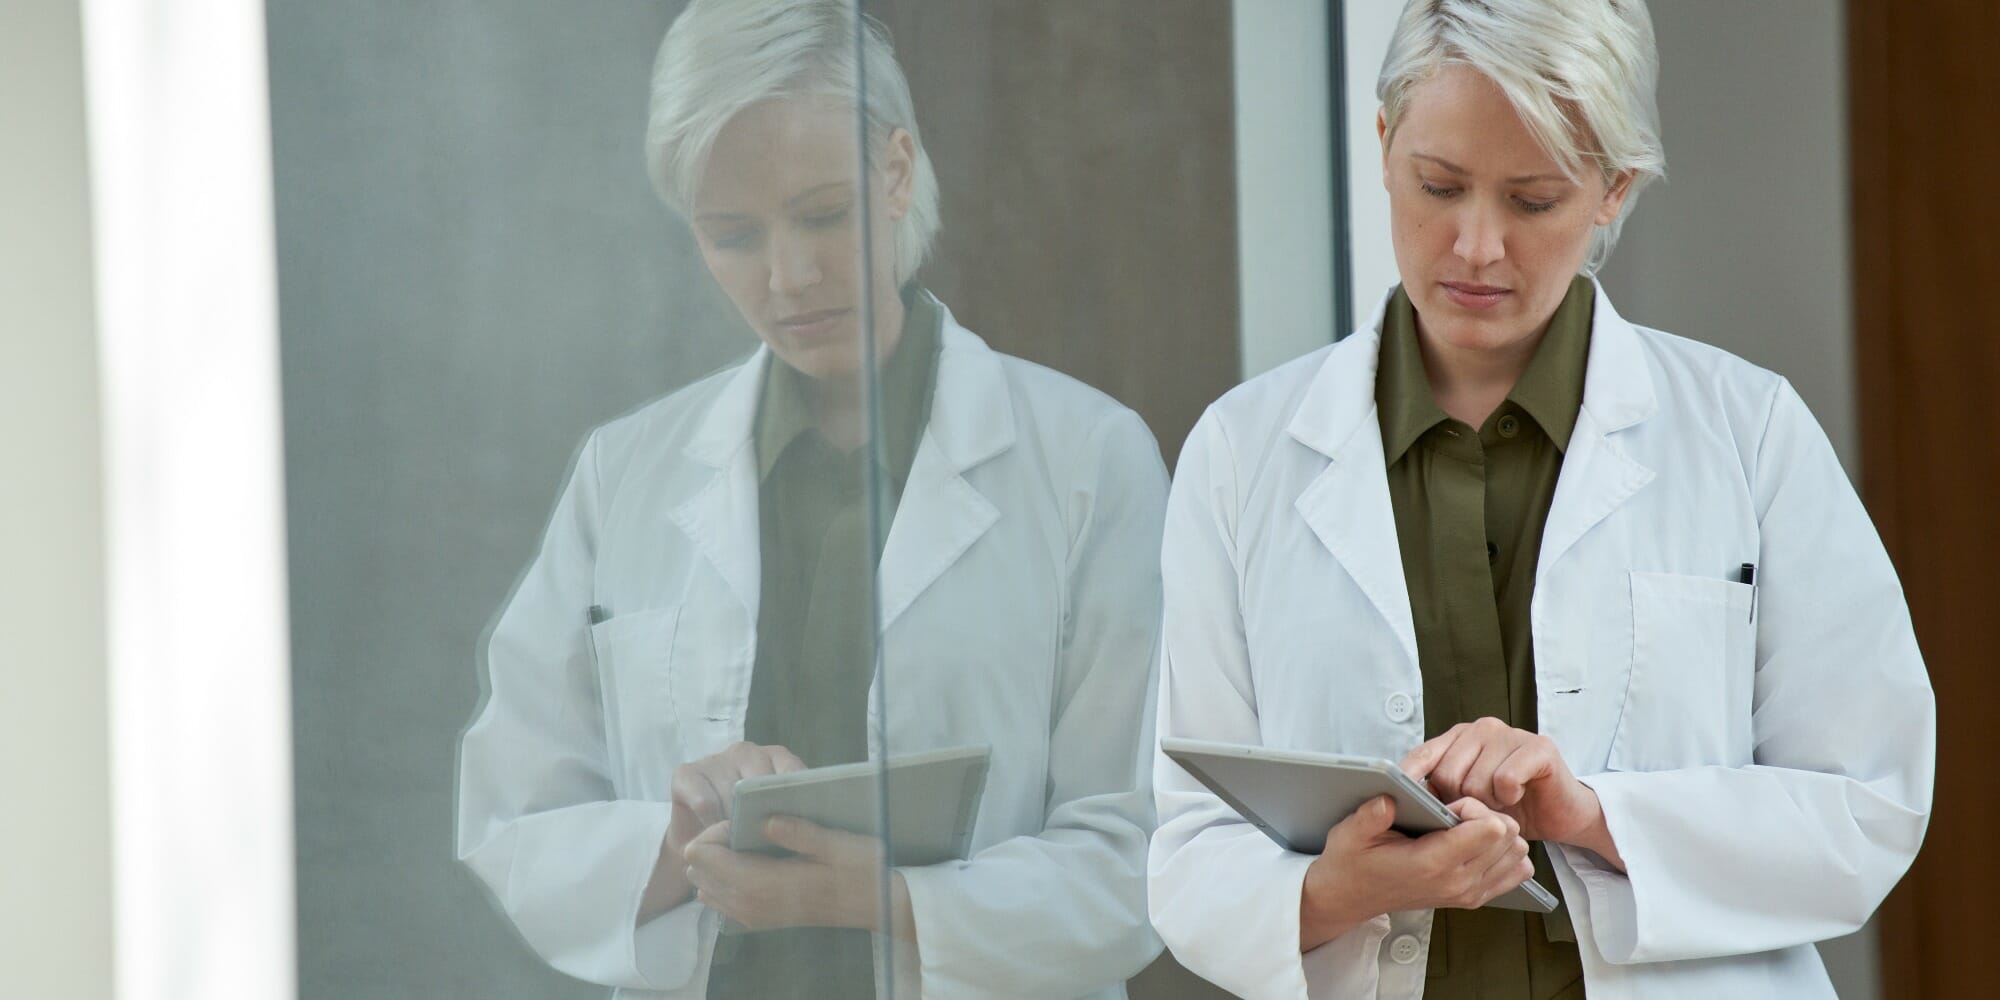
[682,745,989,935]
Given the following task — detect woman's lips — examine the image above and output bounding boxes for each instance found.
[775,308,851,339]
[1440,282,1511,310]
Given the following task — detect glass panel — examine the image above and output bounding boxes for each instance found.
[274,0,1353,994]
[271,0,891,996]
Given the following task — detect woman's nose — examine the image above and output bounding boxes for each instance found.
[766,234,821,296]
[1452,202,1507,269]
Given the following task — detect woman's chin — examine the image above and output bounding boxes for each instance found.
[766,339,865,382]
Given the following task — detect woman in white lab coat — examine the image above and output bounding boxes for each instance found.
[456,2,1165,997]
[1150,2,1933,998]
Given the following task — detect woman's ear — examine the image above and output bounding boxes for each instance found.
[1595,169,1636,226]
[882,128,916,220]
[1377,107,1392,187]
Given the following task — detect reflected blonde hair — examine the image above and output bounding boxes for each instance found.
[1378,0,1666,273]
[646,0,940,283]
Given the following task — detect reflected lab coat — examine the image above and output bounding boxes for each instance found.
[1149,285,1934,999]
[458,306,1167,999]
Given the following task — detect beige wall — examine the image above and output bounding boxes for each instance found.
[0,1,115,997]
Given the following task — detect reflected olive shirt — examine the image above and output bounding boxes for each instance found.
[705,289,941,1000]
[1375,276,1594,1000]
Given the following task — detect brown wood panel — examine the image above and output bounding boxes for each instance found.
[1851,3,2000,997]
[871,5,1240,994]
[871,0,1241,466]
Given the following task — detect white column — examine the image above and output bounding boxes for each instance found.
[1233,0,1337,377]
[80,0,299,996]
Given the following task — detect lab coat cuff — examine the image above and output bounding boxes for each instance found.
[1192,848,1336,1000]
[893,863,954,997]
[1563,773,1645,964]
[614,802,706,992]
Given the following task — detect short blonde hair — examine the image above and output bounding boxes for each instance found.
[646,0,941,284]
[1378,0,1666,273]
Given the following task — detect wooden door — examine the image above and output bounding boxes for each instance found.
[1851,3,2000,997]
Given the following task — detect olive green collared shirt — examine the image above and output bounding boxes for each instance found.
[705,288,942,1000]
[1376,276,1594,1000]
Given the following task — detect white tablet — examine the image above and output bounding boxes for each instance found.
[728,744,990,868]
[1161,737,1558,913]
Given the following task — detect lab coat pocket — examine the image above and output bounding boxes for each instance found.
[588,606,682,800]
[1607,571,1755,772]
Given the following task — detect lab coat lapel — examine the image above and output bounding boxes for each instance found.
[1536,285,1660,578]
[666,349,767,625]
[1288,325,1422,672]
[876,317,1010,633]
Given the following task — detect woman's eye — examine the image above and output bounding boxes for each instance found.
[801,208,851,229]
[1516,197,1559,215]
[710,231,756,251]
[1419,181,1459,199]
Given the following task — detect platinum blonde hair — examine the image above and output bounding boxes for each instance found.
[1378,0,1666,274]
[646,0,941,284]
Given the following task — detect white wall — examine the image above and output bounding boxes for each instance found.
[1342,1,1877,997]
[0,1,116,996]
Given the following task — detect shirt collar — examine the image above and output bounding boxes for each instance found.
[754,284,942,482]
[1506,275,1594,452]
[1374,276,1595,462]
[1375,286,1449,465]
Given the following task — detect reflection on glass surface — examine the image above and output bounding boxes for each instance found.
[456,1,1166,997]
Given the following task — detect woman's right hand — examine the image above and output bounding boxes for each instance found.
[640,741,808,921]
[1298,794,1532,951]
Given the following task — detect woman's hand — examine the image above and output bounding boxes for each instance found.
[1299,794,1532,951]
[683,817,914,938]
[1399,717,1624,870]
[639,742,808,921]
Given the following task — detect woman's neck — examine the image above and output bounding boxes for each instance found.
[1414,315,1546,429]
[809,292,907,451]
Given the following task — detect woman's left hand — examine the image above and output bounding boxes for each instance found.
[1400,717,1625,870]
[682,817,893,932]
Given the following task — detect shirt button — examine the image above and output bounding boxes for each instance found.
[1389,933,1422,965]
[1384,691,1415,723]
[1498,414,1521,438]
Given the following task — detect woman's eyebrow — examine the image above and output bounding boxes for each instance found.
[1411,152,1571,185]
[783,181,852,208]
[693,181,853,223]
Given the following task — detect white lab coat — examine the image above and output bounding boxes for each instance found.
[458,304,1167,999]
[1149,283,1934,999]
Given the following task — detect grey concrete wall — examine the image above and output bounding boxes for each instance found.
[266,3,743,996]
[1598,1,1857,474]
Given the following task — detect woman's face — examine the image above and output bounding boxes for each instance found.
[690,96,912,380]
[1380,64,1631,356]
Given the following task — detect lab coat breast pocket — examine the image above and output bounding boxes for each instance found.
[1607,571,1756,772]
[588,606,682,800]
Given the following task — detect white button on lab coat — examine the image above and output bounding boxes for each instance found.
[1149,284,1934,999]
[458,302,1167,999]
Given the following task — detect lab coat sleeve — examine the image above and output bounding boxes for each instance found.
[1560,379,1935,965]
[455,432,704,991]
[1147,413,1387,1000]
[897,408,1167,997]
